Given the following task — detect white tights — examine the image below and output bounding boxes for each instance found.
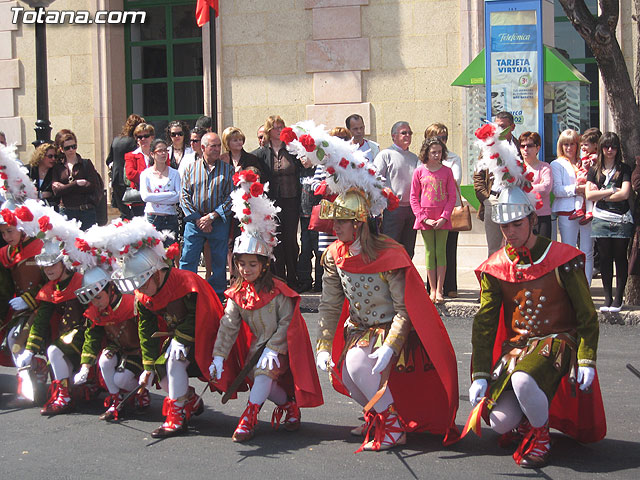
[98,351,139,394]
[47,345,73,381]
[489,371,549,434]
[158,356,189,404]
[248,374,287,406]
[341,344,394,412]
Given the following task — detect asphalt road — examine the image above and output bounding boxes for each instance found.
[1,315,639,480]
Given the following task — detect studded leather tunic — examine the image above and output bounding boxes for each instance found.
[317,248,411,354]
[26,274,87,353]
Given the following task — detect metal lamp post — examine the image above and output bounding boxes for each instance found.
[22,0,55,147]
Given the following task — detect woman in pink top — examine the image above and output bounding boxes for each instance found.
[410,137,457,304]
[519,131,553,238]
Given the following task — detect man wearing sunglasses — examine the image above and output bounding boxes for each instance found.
[373,121,419,258]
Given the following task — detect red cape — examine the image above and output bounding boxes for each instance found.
[225,278,323,408]
[327,240,460,445]
[84,294,135,326]
[476,242,606,443]
[135,268,246,393]
[0,238,44,269]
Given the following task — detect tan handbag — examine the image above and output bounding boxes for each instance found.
[450,183,472,232]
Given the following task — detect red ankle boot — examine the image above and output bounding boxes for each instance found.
[40,379,72,416]
[271,399,301,431]
[233,402,261,442]
[513,422,551,468]
[151,397,187,438]
[99,392,123,421]
[358,404,406,452]
[183,386,204,420]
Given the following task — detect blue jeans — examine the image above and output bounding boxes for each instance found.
[60,207,97,231]
[179,219,230,300]
[147,214,179,247]
[381,205,417,259]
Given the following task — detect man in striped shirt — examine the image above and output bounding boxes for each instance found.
[180,132,233,300]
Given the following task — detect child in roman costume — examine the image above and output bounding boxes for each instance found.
[209,169,323,442]
[465,123,604,469]
[72,222,148,420]
[15,201,92,415]
[281,121,460,452]
[0,148,48,403]
[106,217,240,438]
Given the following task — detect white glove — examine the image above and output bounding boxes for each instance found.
[139,370,155,387]
[258,347,280,371]
[469,379,488,406]
[164,338,188,361]
[368,345,394,375]
[9,297,29,311]
[316,351,334,371]
[577,366,595,391]
[15,350,34,368]
[73,365,90,385]
[209,355,224,380]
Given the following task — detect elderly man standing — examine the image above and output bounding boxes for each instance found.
[374,121,419,258]
[180,132,234,301]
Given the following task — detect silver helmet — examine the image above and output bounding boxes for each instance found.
[233,233,273,259]
[75,266,111,304]
[111,246,166,294]
[35,239,64,267]
[491,187,536,225]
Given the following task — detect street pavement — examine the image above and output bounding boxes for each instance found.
[1,314,638,479]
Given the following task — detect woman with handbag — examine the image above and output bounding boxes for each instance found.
[519,131,553,238]
[585,132,633,312]
[124,123,155,218]
[409,137,457,304]
[51,129,100,230]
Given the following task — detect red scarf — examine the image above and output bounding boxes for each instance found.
[0,238,44,269]
[84,294,135,326]
[36,272,83,304]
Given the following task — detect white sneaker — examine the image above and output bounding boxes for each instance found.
[599,305,610,313]
[608,305,622,313]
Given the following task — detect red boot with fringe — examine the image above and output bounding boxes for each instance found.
[271,398,301,432]
[151,397,186,438]
[232,402,261,442]
[358,404,406,452]
[40,379,72,416]
[99,392,123,421]
[513,422,551,468]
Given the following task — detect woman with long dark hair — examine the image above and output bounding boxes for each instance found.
[585,132,633,312]
[165,120,193,171]
[51,130,100,230]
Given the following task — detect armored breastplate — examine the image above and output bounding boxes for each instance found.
[154,297,188,330]
[104,317,140,351]
[500,269,577,345]
[337,267,396,327]
[12,260,44,296]
[54,298,86,334]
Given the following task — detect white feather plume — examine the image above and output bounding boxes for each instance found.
[474,122,539,205]
[231,170,280,252]
[283,120,392,217]
[99,216,168,262]
[0,144,38,202]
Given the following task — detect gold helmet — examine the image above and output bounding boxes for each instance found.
[319,189,370,222]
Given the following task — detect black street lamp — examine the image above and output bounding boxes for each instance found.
[23,0,55,147]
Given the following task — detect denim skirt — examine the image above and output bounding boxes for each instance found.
[591,217,634,239]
